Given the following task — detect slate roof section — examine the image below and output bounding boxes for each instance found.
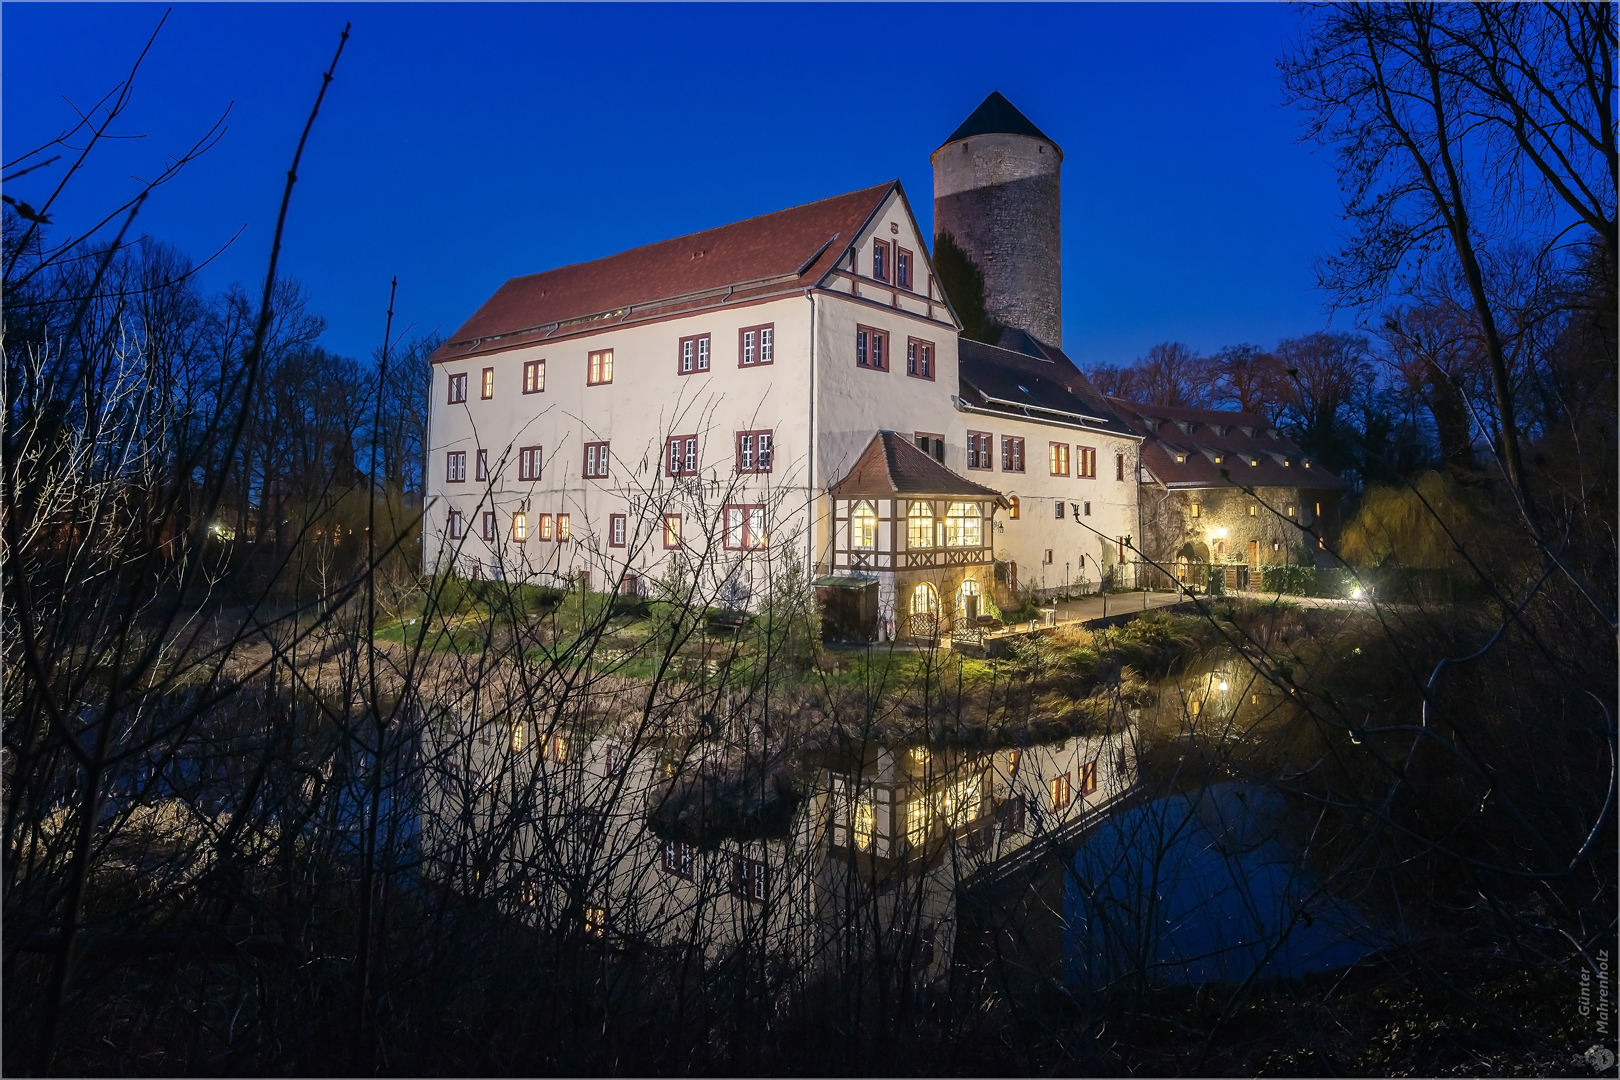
[431,182,897,363]
[1108,398,1344,491]
[956,336,1138,438]
[940,91,1060,154]
[828,432,1008,504]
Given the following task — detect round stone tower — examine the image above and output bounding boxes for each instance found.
[931,91,1063,346]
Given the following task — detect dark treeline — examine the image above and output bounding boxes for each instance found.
[4,215,436,594]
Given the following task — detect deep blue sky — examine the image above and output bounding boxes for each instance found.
[3,3,1352,367]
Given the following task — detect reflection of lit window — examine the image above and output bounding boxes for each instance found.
[852,501,877,549]
[944,502,983,547]
[510,723,525,753]
[907,502,934,549]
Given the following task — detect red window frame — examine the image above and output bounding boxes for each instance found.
[1002,436,1025,472]
[1115,451,1126,481]
[536,513,553,541]
[557,514,571,542]
[1049,443,1070,476]
[523,359,545,394]
[666,434,699,476]
[856,326,889,371]
[446,451,467,483]
[733,856,768,902]
[663,514,682,549]
[481,511,496,541]
[474,449,489,482]
[1000,794,1026,835]
[518,445,542,482]
[447,372,468,403]
[1054,501,1065,519]
[1008,496,1020,520]
[738,323,774,367]
[1078,445,1097,479]
[1083,501,1092,516]
[448,510,464,539]
[906,337,934,380]
[608,514,627,548]
[511,512,529,542]
[1080,760,1098,797]
[587,349,614,386]
[723,504,767,549]
[1051,773,1072,810]
[896,247,913,290]
[661,840,696,879]
[735,430,773,474]
[872,238,890,282]
[966,431,993,470]
[677,334,711,376]
[481,367,495,399]
[583,442,610,479]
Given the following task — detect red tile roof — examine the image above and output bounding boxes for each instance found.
[1109,397,1343,490]
[828,432,1008,504]
[431,182,896,363]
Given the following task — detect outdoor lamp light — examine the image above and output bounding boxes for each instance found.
[1218,680,1229,692]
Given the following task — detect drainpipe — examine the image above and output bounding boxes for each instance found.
[805,289,817,581]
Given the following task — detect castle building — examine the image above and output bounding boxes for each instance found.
[424,92,1331,631]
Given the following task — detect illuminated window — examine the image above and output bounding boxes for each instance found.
[512,513,528,542]
[537,514,553,541]
[1050,773,1072,810]
[663,514,682,549]
[1077,445,1096,478]
[481,367,495,399]
[587,349,614,386]
[906,502,935,549]
[556,514,570,542]
[1008,496,1020,520]
[852,501,877,549]
[853,796,876,851]
[1191,503,1202,518]
[1080,760,1098,796]
[944,501,983,547]
[523,359,545,394]
[510,722,525,753]
[583,905,606,939]
[1049,443,1070,476]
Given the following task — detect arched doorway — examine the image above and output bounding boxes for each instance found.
[955,578,982,627]
[909,582,940,638]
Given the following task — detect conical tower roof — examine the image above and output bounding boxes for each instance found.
[939,91,1059,150]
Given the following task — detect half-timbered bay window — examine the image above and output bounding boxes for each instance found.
[724,505,766,549]
[830,775,885,855]
[739,323,774,366]
[944,502,983,547]
[446,451,467,483]
[666,435,698,476]
[736,430,773,473]
[523,359,545,394]
[852,501,877,549]
[677,334,710,375]
[907,502,935,549]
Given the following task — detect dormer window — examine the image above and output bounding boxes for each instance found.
[1212,453,1224,464]
[1249,456,1261,466]
[1303,459,1312,469]
[1174,452,1188,464]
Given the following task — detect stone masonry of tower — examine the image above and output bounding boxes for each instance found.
[932,94,1063,347]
